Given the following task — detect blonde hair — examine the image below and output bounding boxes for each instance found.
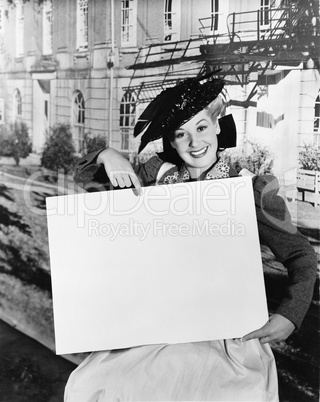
[204,94,225,122]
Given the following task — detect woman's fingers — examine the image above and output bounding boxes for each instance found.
[129,172,142,196]
[241,314,295,343]
[109,171,142,195]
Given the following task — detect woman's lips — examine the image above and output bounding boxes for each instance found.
[190,146,208,158]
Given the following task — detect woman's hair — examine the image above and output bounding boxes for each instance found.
[204,94,225,123]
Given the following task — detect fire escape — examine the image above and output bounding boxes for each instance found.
[124,0,320,107]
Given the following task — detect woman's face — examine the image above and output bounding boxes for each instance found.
[170,109,220,177]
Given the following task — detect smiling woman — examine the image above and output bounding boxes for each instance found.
[66,73,317,401]
[169,109,221,178]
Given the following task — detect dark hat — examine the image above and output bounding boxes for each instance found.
[134,74,226,153]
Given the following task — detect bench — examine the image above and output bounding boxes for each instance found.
[297,169,320,206]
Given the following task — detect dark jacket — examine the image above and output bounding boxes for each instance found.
[74,150,317,330]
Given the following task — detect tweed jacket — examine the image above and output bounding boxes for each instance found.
[74,150,317,330]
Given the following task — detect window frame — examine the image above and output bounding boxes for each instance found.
[72,90,85,153]
[119,91,136,152]
[43,0,53,56]
[76,0,88,52]
[260,0,270,28]
[13,89,22,119]
[210,0,219,32]
[15,1,24,57]
[163,0,181,42]
[121,0,137,47]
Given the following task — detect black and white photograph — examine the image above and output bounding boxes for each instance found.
[0,0,319,401]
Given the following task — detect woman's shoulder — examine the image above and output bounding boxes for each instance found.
[251,174,298,234]
[252,174,281,209]
[252,174,279,193]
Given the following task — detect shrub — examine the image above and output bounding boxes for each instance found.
[222,140,274,175]
[41,123,76,175]
[0,121,32,165]
[298,143,320,171]
[83,132,107,155]
[0,125,11,156]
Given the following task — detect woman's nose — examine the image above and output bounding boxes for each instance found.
[189,133,200,147]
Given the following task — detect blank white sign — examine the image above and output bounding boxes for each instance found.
[46,176,268,355]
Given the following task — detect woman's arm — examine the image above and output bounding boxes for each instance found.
[74,147,165,192]
[243,175,317,343]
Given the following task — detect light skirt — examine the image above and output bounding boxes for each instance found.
[65,339,278,402]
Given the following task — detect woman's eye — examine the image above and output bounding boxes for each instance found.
[175,132,185,139]
[197,125,207,132]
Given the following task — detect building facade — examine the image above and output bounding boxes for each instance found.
[0,0,319,176]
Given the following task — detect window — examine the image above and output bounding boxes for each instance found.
[0,99,4,124]
[119,91,136,151]
[164,0,181,42]
[72,90,85,153]
[13,89,22,118]
[121,0,137,47]
[77,0,88,51]
[260,0,270,27]
[314,93,320,133]
[15,1,24,57]
[43,0,53,55]
[210,0,219,32]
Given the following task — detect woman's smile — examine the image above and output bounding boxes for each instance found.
[189,146,209,158]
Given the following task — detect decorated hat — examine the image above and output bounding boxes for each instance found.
[134,73,227,153]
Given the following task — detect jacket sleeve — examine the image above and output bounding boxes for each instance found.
[253,175,317,329]
[73,148,165,191]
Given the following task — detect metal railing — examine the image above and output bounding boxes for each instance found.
[226,7,294,43]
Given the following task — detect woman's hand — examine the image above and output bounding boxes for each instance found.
[97,148,142,195]
[241,314,295,344]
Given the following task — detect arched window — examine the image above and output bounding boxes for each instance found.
[119,91,136,152]
[13,89,22,119]
[314,92,320,133]
[72,90,85,153]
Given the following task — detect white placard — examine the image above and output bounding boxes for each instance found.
[46,176,268,355]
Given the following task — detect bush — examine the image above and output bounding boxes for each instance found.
[298,143,320,171]
[83,132,107,155]
[222,140,274,175]
[41,123,76,175]
[0,125,11,156]
[0,121,32,165]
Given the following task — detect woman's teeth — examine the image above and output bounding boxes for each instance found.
[190,147,208,158]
